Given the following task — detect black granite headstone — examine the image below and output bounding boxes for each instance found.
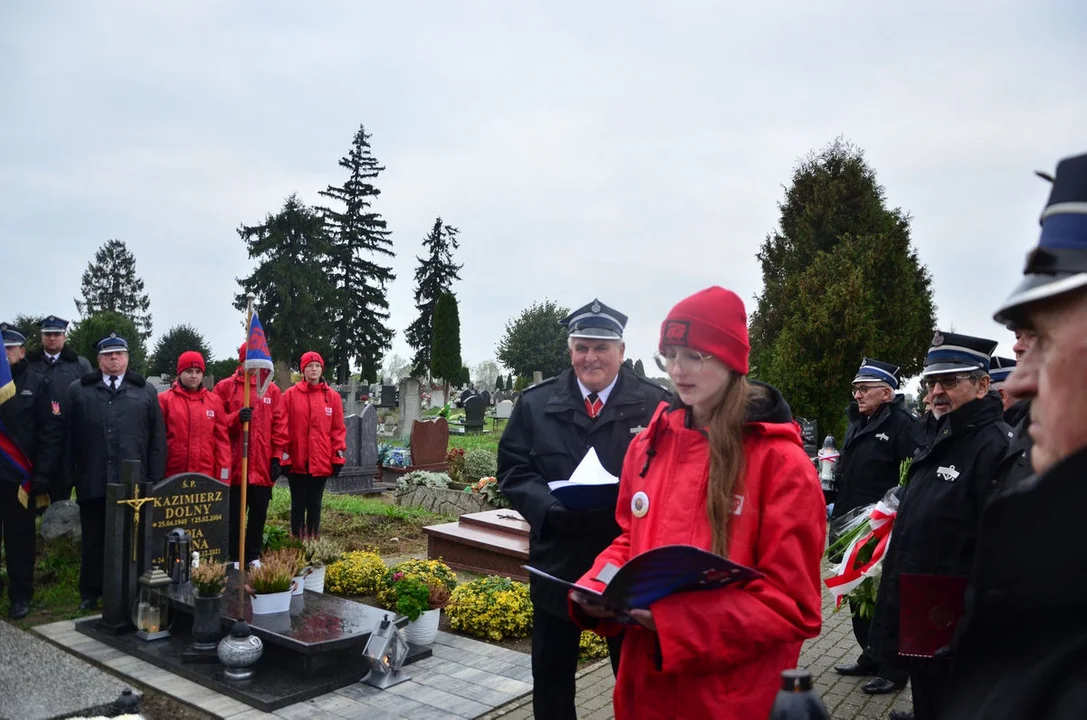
[149,473,231,568]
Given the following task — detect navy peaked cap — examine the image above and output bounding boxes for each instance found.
[560,299,628,340]
[39,315,70,332]
[989,356,1016,384]
[922,331,997,376]
[852,357,901,390]
[96,332,129,354]
[1,323,27,347]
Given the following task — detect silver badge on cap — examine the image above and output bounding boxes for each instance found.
[932,332,944,346]
[591,301,601,314]
[631,491,649,518]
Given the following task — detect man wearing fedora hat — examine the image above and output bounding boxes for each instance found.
[864,331,1010,720]
[66,332,166,610]
[498,299,670,719]
[945,152,1087,718]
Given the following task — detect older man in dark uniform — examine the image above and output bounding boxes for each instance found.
[27,315,91,502]
[498,299,670,720]
[66,332,166,610]
[866,332,1010,720]
[0,323,62,618]
[832,358,916,695]
[945,152,1087,719]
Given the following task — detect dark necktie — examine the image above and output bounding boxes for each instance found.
[47,356,56,366]
[585,392,603,419]
[109,376,118,392]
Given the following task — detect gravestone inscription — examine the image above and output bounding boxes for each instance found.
[149,473,231,568]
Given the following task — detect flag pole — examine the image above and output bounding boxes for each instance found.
[239,292,255,570]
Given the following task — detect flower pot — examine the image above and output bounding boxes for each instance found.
[402,608,440,646]
[292,573,307,596]
[250,585,293,615]
[304,565,326,593]
[191,593,223,649]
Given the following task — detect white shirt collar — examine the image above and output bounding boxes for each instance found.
[577,374,619,405]
[46,352,59,362]
[102,372,122,389]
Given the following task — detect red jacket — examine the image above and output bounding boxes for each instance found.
[282,380,346,477]
[572,387,826,720]
[158,384,231,481]
[213,369,288,488]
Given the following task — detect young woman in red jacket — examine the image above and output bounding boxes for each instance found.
[570,287,826,720]
[213,343,289,566]
[158,352,231,482]
[282,351,346,536]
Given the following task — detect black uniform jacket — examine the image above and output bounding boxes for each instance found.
[0,360,63,488]
[66,370,167,500]
[497,366,670,617]
[28,345,92,413]
[993,399,1032,494]
[831,396,919,521]
[866,393,1010,664]
[944,445,1087,719]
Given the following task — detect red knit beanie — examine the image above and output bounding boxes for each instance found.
[300,351,324,370]
[177,351,206,375]
[659,286,750,375]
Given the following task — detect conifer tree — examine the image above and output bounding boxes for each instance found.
[75,239,153,340]
[318,124,396,382]
[405,217,462,377]
[430,292,462,398]
[148,324,213,378]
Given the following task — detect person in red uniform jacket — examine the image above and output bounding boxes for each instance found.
[214,343,289,566]
[570,287,826,720]
[158,352,231,482]
[282,351,345,536]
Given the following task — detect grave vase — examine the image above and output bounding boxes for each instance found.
[292,572,307,596]
[250,582,294,614]
[191,593,223,648]
[403,608,440,646]
[304,565,326,593]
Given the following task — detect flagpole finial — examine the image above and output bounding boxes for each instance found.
[247,292,256,301]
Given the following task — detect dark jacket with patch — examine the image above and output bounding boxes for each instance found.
[0,360,63,488]
[994,399,1032,494]
[66,370,167,500]
[497,365,671,617]
[943,445,1087,718]
[831,396,919,521]
[27,345,92,413]
[866,393,1010,664]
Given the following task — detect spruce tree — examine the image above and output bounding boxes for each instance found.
[75,239,153,340]
[495,374,505,391]
[318,124,396,383]
[405,217,462,377]
[496,301,571,379]
[430,292,462,398]
[749,138,936,439]
[67,311,148,374]
[235,194,338,367]
[148,324,213,378]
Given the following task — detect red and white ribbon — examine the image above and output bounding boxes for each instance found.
[825,498,897,608]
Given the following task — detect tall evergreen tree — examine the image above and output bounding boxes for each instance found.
[495,374,505,391]
[430,292,462,398]
[749,138,936,439]
[12,314,45,355]
[405,217,462,377]
[148,324,213,378]
[318,124,396,383]
[235,194,338,368]
[75,239,153,340]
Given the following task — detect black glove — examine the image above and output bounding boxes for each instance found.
[331,464,343,477]
[269,458,282,481]
[238,407,253,424]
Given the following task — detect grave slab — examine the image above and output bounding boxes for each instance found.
[424,510,530,581]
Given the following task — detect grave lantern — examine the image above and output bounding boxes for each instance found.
[360,614,411,689]
[165,529,193,585]
[134,566,172,641]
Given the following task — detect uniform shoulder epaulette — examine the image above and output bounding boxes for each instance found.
[522,375,558,393]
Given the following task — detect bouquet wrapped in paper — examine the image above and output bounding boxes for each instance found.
[824,459,912,617]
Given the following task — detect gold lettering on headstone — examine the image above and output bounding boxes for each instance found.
[151,485,227,567]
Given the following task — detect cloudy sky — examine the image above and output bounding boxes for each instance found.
[2,1,1084,377]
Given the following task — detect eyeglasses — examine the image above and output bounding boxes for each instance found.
[922,374,975,392]
[654,349,714,373]
[851,385,884,396]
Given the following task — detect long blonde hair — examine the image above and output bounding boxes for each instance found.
[705,375,754,556]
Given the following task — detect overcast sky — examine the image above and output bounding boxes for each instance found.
[2,1,1084,380]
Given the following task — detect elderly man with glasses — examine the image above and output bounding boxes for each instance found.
[831,358,916,695]
[864,331,1010,720]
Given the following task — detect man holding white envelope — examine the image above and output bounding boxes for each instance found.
[498,298,670,720]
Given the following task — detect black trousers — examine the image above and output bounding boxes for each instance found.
[531,609,623,719]
[906,657,949,720]
[78,498,106,601]
[0,482,37,604]
[852,611,909,684]
[228,485,273,566]
[287,474,327,536]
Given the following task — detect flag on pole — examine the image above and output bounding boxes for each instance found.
[0,348,35,507]
[245,311,274,398]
